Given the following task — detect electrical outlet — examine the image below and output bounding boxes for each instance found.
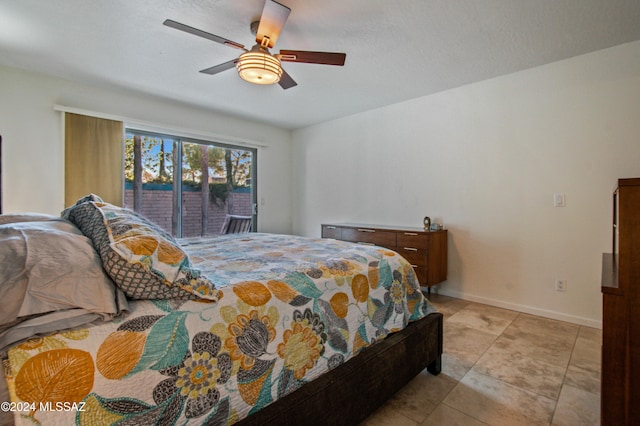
[555,279,567,292]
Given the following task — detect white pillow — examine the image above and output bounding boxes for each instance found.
[0,217,128,352]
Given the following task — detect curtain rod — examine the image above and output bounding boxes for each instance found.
[53,104,269,149]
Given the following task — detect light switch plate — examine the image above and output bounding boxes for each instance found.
[553,193,566,207]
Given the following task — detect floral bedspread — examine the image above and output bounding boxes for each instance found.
[5,233,434,425]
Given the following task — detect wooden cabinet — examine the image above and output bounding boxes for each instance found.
[321,223,447,288]
[601,178,640,425]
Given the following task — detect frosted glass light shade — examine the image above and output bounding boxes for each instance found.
[236,51,282,85]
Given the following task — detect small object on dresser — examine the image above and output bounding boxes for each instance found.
[423,216,431,231]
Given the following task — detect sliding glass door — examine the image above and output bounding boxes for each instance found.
[124,130,256,237]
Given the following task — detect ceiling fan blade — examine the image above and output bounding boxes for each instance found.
[278,69,297,89]
[163,19,245,50]
[200,59,238,75]
[278,50,346,66]
[256,0,291,48]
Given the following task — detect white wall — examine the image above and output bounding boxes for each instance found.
[292,40,640,327]
[0,65,293,234]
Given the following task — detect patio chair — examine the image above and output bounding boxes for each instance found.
[220,214,252,234]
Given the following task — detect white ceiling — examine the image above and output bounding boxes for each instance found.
[1,0,639,129]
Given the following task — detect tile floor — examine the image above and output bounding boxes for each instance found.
[360,294,601,426]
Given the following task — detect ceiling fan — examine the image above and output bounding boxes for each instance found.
[163,0,346,89]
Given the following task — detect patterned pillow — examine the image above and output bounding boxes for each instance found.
[63,198,219,301]
[73,193,105,204]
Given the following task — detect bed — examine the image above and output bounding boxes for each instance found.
[0,196,442,426]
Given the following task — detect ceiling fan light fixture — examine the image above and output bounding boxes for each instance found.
[165,0,346,90]
[236,48,282,85]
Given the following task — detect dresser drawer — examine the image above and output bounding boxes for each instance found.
[397,232,428,248]
[340,227,397,247]
[411,266,427,285]
[395,247,427,267]
[321,225,342,239]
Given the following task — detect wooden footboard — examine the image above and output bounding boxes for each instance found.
[237,311,443,426]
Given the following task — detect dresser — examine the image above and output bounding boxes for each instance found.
[321,223,447,288]
[601,178,640,425]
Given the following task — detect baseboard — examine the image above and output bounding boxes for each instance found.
[431,287,602,329]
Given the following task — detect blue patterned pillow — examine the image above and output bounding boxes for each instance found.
[63,197,219,301]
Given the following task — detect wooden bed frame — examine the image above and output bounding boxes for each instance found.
[238,311,443,426]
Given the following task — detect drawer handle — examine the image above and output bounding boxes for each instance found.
[404,247,418,251]
[357,242,375,246]
[326,226,337,229]
[357,229,375,233]
[404,232,418,236]
[411,264,418,268]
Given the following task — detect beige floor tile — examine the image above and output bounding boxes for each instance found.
[427,294,471,319]
[472,344,567,399]
[577,326,601,343]
[421,403,488,426]
[495,325,576,368]
[569,335,601,374]
[359,402,419,426]
[443,370,556,426]
[564,364,600,396]
[394,368,459,405]
[441,352,471,381]
[442,322,497,380]
[360,297,601,426]
[446,303,518,336]
[551,384,600,426]
[508,314,579,341]
[386,384,438,424]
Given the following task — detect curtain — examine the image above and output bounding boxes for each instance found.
[65,113,123,207]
